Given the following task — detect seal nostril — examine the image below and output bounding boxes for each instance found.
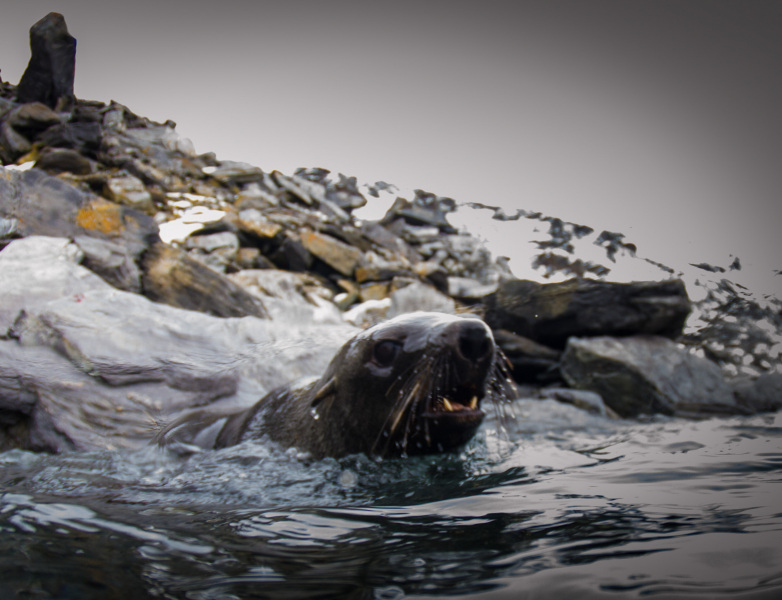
[457,321,492,362]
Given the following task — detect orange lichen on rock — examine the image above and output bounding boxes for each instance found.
[75,198,124,235]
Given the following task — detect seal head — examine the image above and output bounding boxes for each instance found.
[212,312,507,458]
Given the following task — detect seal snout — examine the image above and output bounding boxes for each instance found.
[456,320,494,364]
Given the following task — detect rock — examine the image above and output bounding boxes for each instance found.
[0,121,32,162]
[0,167,158,288]
[15,13,76,110]
[380,189,457,233]
[5,102,61,137]
[448,276,499,301]
[104,173,153,212]
[34,147,94,174]
[185,231,240,254]
[229,269,344,324]
[267,234,312,272]
[732,373,782,413]
[355,251,412,283]
[343,298,392,328]
[0,236,110,335]
[483,278,691,349]
[141,242,269,319]
[205,161,264,185]
[561,335,744,418]
[231,208,283,239]
[37,120,103,157]
[539,388,613,417]
[300,229,363,277]
[73,234,143,292]
[492,329,561,383]
[387,280,457,317]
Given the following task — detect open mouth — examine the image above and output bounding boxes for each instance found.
[423,382,485,423]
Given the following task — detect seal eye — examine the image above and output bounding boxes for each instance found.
[372,340,401,367]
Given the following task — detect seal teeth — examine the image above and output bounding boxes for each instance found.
[442,398,455,412]
[469,396,478,410]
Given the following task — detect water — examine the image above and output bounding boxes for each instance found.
[2,398,781,599]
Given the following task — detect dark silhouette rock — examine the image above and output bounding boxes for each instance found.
[16,13,77,110]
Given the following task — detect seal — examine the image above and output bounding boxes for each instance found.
[158,312,512,458]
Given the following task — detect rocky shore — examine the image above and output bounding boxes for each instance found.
[1,13,780,453]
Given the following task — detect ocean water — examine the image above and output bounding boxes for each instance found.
[2,398,781,599]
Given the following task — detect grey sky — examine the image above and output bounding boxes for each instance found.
[2,1,780,294]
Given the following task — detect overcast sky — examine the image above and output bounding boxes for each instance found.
[2,1,781,295]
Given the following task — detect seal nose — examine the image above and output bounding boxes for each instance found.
[457,320,493,363]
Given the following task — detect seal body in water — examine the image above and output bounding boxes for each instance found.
[159,312,511,458]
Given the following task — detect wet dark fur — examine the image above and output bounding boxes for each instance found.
[159,312,514,458]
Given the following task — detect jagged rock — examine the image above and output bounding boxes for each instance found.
[380,189,457,233]
[300,229,363,277]
[560,335,744,418]
[141,242,269,318]
[492,329,561,383]
[15,13,76,110]
[483,278,691,349]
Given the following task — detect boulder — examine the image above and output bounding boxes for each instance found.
[141,242,269,319]
[483,278,691,349]
[561,335,744,418]
[15,13,76,110]
[732,373,782,413]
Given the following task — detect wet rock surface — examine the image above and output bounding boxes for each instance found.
[0,13,780,451]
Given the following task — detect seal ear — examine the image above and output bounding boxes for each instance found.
[310,376,337,408]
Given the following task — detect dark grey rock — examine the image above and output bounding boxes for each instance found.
[732,373,782,413]
[484,278,692,349]
[561,335,744,418]
[37,120,103,157]
[15,13,76,110]
[492,329,561,383]
[34,147,94,174]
